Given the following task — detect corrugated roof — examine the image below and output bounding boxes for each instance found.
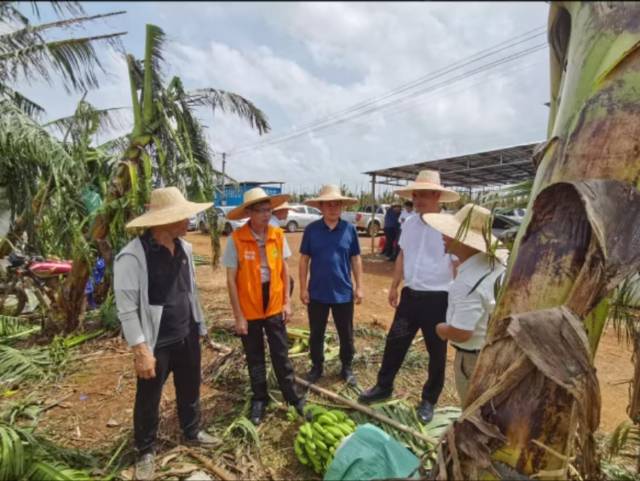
[364,141,540,188]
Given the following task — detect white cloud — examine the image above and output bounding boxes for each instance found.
[15,1,551,194]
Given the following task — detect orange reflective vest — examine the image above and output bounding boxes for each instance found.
[231,223,286,321]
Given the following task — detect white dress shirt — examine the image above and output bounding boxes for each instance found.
[399,209,413,224]
[398,214,454,292]
[446,252,506,351]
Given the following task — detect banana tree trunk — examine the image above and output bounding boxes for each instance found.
[58,26,158,331]
[435,3,640,480]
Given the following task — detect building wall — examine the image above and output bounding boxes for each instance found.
[215,183,282,206]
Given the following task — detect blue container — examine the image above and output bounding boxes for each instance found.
[215,182,282,206]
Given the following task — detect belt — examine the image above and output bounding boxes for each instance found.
[453,345,480,354]
[403,287,448,299]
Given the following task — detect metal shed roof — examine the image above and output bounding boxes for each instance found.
[364,141,540,189]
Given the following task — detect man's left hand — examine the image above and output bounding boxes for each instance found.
[282,301,292,323]
[354,287,364,305]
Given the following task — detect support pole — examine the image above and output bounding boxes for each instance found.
[370,174,376,254]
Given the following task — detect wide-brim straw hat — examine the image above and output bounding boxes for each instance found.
[422,203,498,253]
[273,202,292,212]
[126,186,212,229]
[226,187,289,220]
[304,185,358,209]
[395,169,460,203]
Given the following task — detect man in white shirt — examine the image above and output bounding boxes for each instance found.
[270,202,291,228]
[424,203,506,405]
[359,170,459,424]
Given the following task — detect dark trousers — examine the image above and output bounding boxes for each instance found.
[377,288,448,405]
[382,227,396,257]
[241,313,300,404]
[308,300,354,369]
[134,324,201,455]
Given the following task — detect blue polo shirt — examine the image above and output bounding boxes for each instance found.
[300,218,361,304]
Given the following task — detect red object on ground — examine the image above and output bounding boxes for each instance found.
[378,236,386,253]
[29,260,73,278]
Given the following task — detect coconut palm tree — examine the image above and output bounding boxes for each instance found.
[0,1,126,116]
[435,3,640,479]
[0,1,127,259]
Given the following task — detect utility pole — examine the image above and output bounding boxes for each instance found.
[221,152,227,206]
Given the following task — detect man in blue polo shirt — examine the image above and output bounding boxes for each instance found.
[299,185,363,386]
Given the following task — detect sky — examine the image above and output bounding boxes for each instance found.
[18,2,551,196]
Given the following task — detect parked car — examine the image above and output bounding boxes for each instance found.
[196,206,248,235]
[342,204,390,237]
[188,215,197,231]
[279,204,322,232]
[492,208,526,245]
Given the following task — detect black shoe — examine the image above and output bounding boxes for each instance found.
[416,400,434,424]
[249,400,267,425]
[305,365,323,384]
[293,397,306,417]
[358,385,392,404]
[340,366,357,387]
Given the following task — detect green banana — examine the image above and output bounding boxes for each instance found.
[335,423,353,436]
[318,413,338,425]
[294,438,308,465]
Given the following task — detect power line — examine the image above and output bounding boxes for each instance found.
[227,25,547,157]
[229,41,546,157]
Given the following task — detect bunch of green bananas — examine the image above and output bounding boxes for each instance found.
[293,405,357,474]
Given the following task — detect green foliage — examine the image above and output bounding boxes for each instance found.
[0,421,95,481]
[222,415,260,449]
[97,292,118,331]
[608,420,640,462]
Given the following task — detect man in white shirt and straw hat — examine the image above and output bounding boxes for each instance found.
[270,201,291,228]
[359,170,459,424]
[299,185,364,386]
[424,203,506,405]
[113,186,218,481]
[223,188,306,425]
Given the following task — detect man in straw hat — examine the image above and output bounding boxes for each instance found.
[424,203,506,404]
[223,187,306,425]
[359,170,459,424]
[270,201,291,228]
[299,185,363,386]
[113,187,218,480]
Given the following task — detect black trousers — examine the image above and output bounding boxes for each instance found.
[377,288,448,404]
[134,324,201,455]
[241,313,300,404]
[308,300,354,369]
[382,227,398,257]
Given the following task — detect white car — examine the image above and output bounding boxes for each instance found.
[196,206,248,235]
[278,204,322,232]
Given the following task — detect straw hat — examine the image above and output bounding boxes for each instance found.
[273,202,292,212]
[422,203,498,253]
[125,186,212,229]
[394,169,460,203]
[304,185,357,209]
[226,187,289,220]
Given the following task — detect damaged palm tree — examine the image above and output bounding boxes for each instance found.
[60,24,270,330]
[434,3,640,480]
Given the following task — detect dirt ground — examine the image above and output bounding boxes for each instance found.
[5,230,634,477]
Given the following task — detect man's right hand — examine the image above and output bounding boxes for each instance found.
[300,288,310,305]
[388,287,399,309]
[235,316,248,336]
[133,343,156,379]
